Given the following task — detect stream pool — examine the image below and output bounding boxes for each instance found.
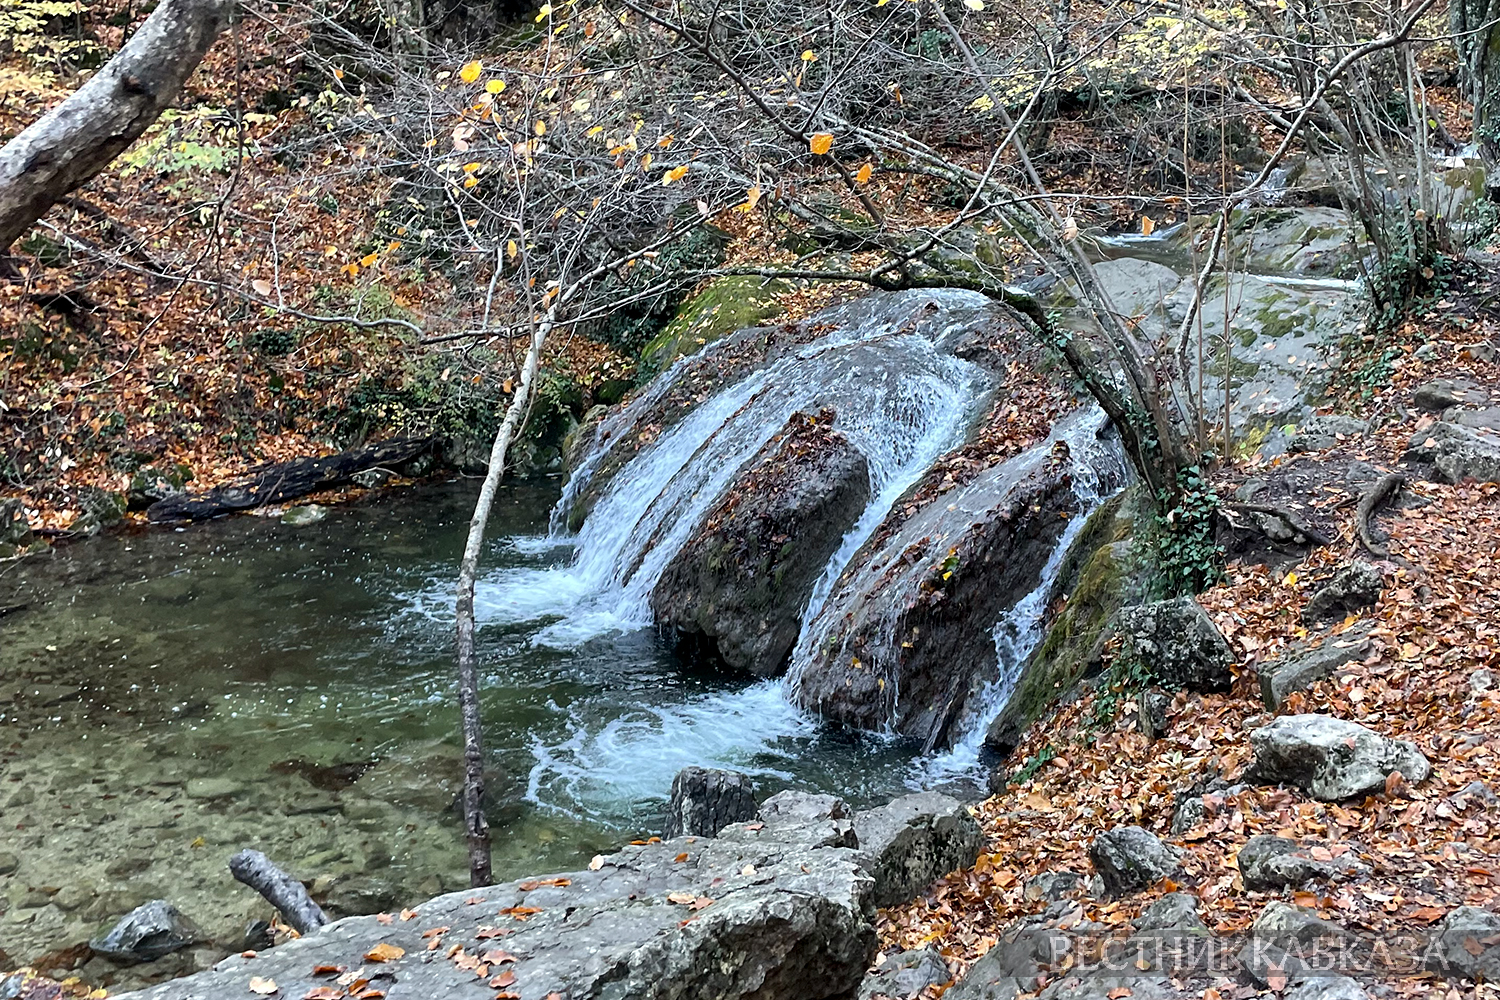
[0,479,919,980]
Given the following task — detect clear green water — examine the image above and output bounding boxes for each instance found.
[0,480,918,982]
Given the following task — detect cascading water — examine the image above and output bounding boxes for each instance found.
[424,288,1133,820]
[916,407,1129,784]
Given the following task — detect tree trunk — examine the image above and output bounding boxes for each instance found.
[453,312,551,887]
[0,0,234,259]
[1452,0,1500,146]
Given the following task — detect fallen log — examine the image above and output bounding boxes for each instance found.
[147,438,432,522]
[229,849,329,936]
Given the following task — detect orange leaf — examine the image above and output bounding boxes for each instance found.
[364,943,405,962]
[303,989,342,1000]
[855,163,872,184]
[490,970,517,988]
[809,132,834,155]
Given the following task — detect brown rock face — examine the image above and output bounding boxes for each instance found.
[651,408,870,677]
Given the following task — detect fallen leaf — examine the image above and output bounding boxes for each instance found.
[303,989,341,1000]
[364,943,405,963]
[809,133,834,155]
[249,977,278,995]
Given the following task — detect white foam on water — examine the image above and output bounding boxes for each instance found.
[524,679,817,821]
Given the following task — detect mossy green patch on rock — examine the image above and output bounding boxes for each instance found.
[641,276,790,369]
[984,483,1154,755]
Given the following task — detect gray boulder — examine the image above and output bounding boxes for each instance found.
[1412,377,1489,411]
[758,790,858,848]
[652,409,871,678]
[1133,892,1209,937]
[853,792,983,907]
[1301,562,1383,624]
[1236,835,1369,890]
[662,767,759,838]
[859,947,950,1000]
[1024,871,1083,902]
[1113,598,1233,692]
[1239,902,1356,985]
[1288,415,1368,453]
[1404,421,1500,484]
[88,899,203,963]
[1428,906,1500,980]
[1088,826,1182,896]
[114,818,877,1000]
[1259,625,1373,710]
[1247,714,1431,800]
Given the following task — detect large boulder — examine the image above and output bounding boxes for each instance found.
[1088,826,1182,896]
[1112,598,1233,692]
[651,409,871,677]
[794,409,1122,748]
[1301,562,1383,624]
[1404,420,1500,484]
[853,792,983,907]
[662,767,759,838]
[114,819,876,1000]
[1247,714,1431,800]
[1259,624,1373,710]
[1236,835,1369,891]
[88,900,202,964]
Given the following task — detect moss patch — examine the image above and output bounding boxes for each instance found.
[641,275,789,369]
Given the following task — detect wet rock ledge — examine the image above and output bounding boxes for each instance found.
[112,782,981,1000]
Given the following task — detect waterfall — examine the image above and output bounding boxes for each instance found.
[916,407,1128,783]
[489,293,994,650]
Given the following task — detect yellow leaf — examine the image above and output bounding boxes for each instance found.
[248,977,278,995]
[534,120,547,136]
[800,49,817,62]
[657,134,674,148]
[341,262,359,277]
[459,61,482,84]
[963,0,984,9]
[486,78,507,94]
[535,2,551,19]
[463,161,481,173]
[251,279,272,296]
[734,185,762,212]
[507,239,518,259]
[1141,215,1155,236]
[855,163,872,184]
[463,176,479,188]
[809,132,833,155]
[360,252,378,267]
[662,164,689,185]
[641,151,654,170]
[1284,571,1298,586]
[364,942,405,962]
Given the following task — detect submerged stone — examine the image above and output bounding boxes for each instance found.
[88,900,202,963]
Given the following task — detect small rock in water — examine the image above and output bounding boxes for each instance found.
[184,777,244,800]
[281,504,328,526]
[88,899,202,963]
[662,766,759,839]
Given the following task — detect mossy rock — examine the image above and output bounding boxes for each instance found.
[640,275,790,369]
[984,483,1154,755]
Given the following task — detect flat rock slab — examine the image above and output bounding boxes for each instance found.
[854,792,983,907]
[1247,714,1431,800]
[114,822,876,1000]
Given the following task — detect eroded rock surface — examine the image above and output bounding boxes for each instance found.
[115,819,877,1000]
[1247,714,1431,800]
[651,409,870,677]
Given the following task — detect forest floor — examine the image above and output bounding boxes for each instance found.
[875,276,1500,997]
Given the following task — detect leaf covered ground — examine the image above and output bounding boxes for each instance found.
[875,292,1500,997]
